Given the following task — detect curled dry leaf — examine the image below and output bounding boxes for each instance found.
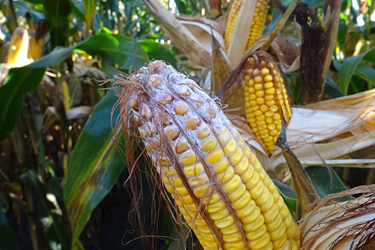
[178,18,225,55]
[229,89,375,177]
[300,185,375,250]
[246,34,300,73]
[144,0,212,67]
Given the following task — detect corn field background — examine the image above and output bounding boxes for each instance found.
[0,0,375,249]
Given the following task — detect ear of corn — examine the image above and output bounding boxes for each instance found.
[243,51,292,156]
[224,0,270,53]
[121,61,299,249]
[7,27,30,67]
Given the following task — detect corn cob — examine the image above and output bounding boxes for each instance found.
[7,27,30,67]
[243,51,292,156]
[224,0,269,52]
[121,61,299,250]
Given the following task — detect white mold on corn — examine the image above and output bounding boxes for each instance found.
[120,61,299,250]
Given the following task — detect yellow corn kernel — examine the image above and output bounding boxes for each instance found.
[207,148,224,164]
[216,166,235,183]
[202,136,218,151]
[214,216,234,229]
[223,138,237,155]
[222,175,242,193]
[246,224,267,240]
[231,191,251,210]
[197,124,211,139]
[227,184,246,202]
[184,163,204,177]
[180,152,197,165]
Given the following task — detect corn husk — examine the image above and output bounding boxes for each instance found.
[245,34,300,73]
[226,0,256,67]
[177,14,224,52]
[300,185,375,250]
[7,27,32,67]
[144,0,212,67]
[228,89,375,177]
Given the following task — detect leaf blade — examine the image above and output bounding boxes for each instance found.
[0,67,45,141]
[338,48,375,95]
[63,89,125,244]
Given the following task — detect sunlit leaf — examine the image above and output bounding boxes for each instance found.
[83,0,97,37]
[355,63,375,87]
[273,179,297,211]
[13,1,44,22]
[139,40,177,68]
[69,0,85,21]
[78,34,149,71]
[63,89,125,244]
[338,48,375,95]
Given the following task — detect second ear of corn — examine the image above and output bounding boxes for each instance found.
[225,0,270,53]
[7,27,29,67]
[243,51,292,156]
[122,61,299,249]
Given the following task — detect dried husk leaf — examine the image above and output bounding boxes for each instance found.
[144,0,211,67]
[211,38,232,93]
[246,34,300,73]
[300,185,375,250]
[228,89,375,176]
[320,0,342,101]
[276,118,319,219]
[178,14,224,37]
[210,36,247,116]
[177,16,224,53]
